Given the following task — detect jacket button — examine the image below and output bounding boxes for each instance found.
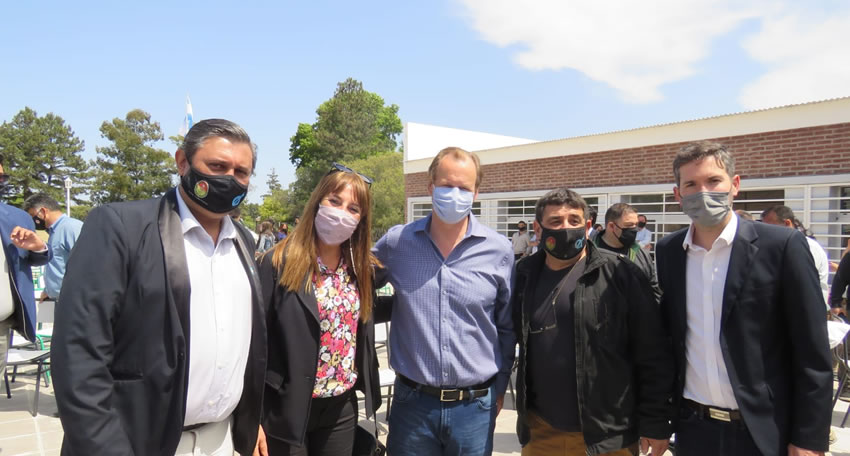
[178,352,185,360]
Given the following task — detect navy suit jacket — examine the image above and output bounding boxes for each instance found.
[656,218,832,454]
[0,202,49,341]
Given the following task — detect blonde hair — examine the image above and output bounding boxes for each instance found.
[427,147,482,191]
[270,171,381,321]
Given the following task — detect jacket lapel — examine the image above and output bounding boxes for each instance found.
[157,189,192,349]
[297,275,320,324]
[721,219,758,328]
[668,231,689,342]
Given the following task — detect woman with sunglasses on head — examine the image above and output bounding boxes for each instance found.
[256,163,385,456]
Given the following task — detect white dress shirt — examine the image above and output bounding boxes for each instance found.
[176,191,253,426]
[806,237,829,311]
[682,214,739,409]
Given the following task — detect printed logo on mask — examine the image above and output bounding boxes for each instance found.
[574,238,584,249]
[545,236,556,251]
[194,181,209,199]
[232,194,244,206]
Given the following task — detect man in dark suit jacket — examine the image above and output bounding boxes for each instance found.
[52,119,267,456]
[656,141,831,456]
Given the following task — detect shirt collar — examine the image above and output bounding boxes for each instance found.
[175,188,237,241]
[682,212,738,251]
[47,214,67,234]
[317,256,347,275]
[418,213,487,239]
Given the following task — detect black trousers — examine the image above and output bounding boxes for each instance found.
[268,390,358,456]
[675,404,762,456]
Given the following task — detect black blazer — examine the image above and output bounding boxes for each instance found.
[52,189,267,456]
[656,218,832,454]
[258,252,383,446]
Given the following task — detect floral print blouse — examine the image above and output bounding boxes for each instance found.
[312,257,360,398]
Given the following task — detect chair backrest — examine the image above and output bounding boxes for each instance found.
[37,300,56,324]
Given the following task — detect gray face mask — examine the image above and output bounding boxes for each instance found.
[681,191,732,226]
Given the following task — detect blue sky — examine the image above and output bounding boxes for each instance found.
[1,1,848,202]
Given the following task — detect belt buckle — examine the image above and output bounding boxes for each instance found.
[708,407,731,422]
[440,389,459,402]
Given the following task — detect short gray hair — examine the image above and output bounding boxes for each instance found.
[673,141,735,186]
[181,119,257,172]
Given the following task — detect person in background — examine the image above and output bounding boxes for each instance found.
[258,163,383,455]
[23,193,84,304]
[635,214,653,250]
[587,207,599,240]
[760,205,829,312]
[277,222,288,242]
[734,209,753,221]
[256,221,276,256]
[593,202,658,291]
[0,158,49,382]
[512,220,531,261]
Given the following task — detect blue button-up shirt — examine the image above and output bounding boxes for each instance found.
[45,214,84,299]
[373,214,516,395]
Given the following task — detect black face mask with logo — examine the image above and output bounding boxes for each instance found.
[540,226,586,261]
[180,166,248,214]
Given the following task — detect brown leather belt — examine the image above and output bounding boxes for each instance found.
[682,399,742,422]
[399,375,494,402]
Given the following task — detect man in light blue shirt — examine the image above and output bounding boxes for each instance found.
[373,147,515,456]
[24,194,83,302]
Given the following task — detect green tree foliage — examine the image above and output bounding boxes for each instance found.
[240,202,261,230]
[285,78,402,218]
[90,109,176,204]
[0,107,88,206]
[259,189,289,223]
[344,152,403,240]
[266,168,282,193]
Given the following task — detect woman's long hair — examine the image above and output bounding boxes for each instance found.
[271,170,381,321]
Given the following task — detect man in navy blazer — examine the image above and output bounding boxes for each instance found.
[656,141,831,456]
[0,159,49,377]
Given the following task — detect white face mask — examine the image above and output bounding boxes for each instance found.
[431,186,474,224]
[314,205,359,246]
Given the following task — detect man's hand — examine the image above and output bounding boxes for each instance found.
[639,437,669,455]
[39,290,48,303]
[253,425,268,456]
[788,443,824,456]
[10,226,47,251]
[495,394,505,417]
[832,307,844,317]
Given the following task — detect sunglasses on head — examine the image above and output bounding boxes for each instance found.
[327,163,373,187]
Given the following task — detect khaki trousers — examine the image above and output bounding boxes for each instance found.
[175,418,236,456]
[522,412,638,456]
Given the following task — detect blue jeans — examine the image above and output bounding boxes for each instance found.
[386,378,498,456]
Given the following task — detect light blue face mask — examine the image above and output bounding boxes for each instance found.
[431,186,474,224]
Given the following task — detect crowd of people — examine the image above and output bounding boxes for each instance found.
[0,118,841,456]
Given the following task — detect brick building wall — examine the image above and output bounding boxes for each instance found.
[405,122,850,198]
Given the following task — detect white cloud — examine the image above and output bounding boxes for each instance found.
[457,0,755,103]
[739,7,850,109]
[457,1,850,108]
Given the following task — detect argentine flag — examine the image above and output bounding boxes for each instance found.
[178,95,194,136]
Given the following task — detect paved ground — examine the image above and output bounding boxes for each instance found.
[4,345,850,455]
